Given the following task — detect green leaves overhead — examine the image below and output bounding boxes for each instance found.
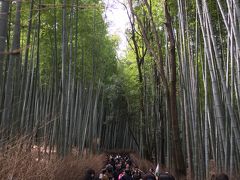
[18,0,117,85]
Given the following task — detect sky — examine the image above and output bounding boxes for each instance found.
[103,0,130,58]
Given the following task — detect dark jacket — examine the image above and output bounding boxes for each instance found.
[143,173,156,180]
[120,174,133,180]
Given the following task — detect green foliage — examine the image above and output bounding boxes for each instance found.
[18,0,117,86]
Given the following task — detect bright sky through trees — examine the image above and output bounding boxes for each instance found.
[103,0,129,57]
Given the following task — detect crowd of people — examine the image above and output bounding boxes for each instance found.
[84,154,175,180]
[84,154,231,180]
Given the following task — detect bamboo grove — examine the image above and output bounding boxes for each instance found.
[118,0,240,179]
[1,0,240,179]
[0,0,124,157]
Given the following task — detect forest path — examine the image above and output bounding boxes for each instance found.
[86,151,176,179]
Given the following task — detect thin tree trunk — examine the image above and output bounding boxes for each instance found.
[61,0,68,156]
[165,1,186,175]
[0,1,9,117]
[1,1,21,137]
[19,0,34,121]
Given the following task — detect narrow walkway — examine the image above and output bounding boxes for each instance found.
[85,153,175,180]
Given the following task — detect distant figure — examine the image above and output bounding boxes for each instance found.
[118,171,125,180]
[113,163,123,180]
[120,169,133,180]
[143,169,156,180]
[99,169,108,180]
[215,173,229,180]
[132,167,142,180]
[106,164,114,179]
[84,169,95,180]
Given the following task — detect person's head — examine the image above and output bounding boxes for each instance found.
[101,169,106,174]
[215,173,229,180]
[125,169,131,176]
[85,169,95,179]
[126,159,132,166]
[106,164,113,173]
[116,163,121,170]
[126,163,130,170]
[155,172,160,177]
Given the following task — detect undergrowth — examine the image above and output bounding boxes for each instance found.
[0,138,105,180]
